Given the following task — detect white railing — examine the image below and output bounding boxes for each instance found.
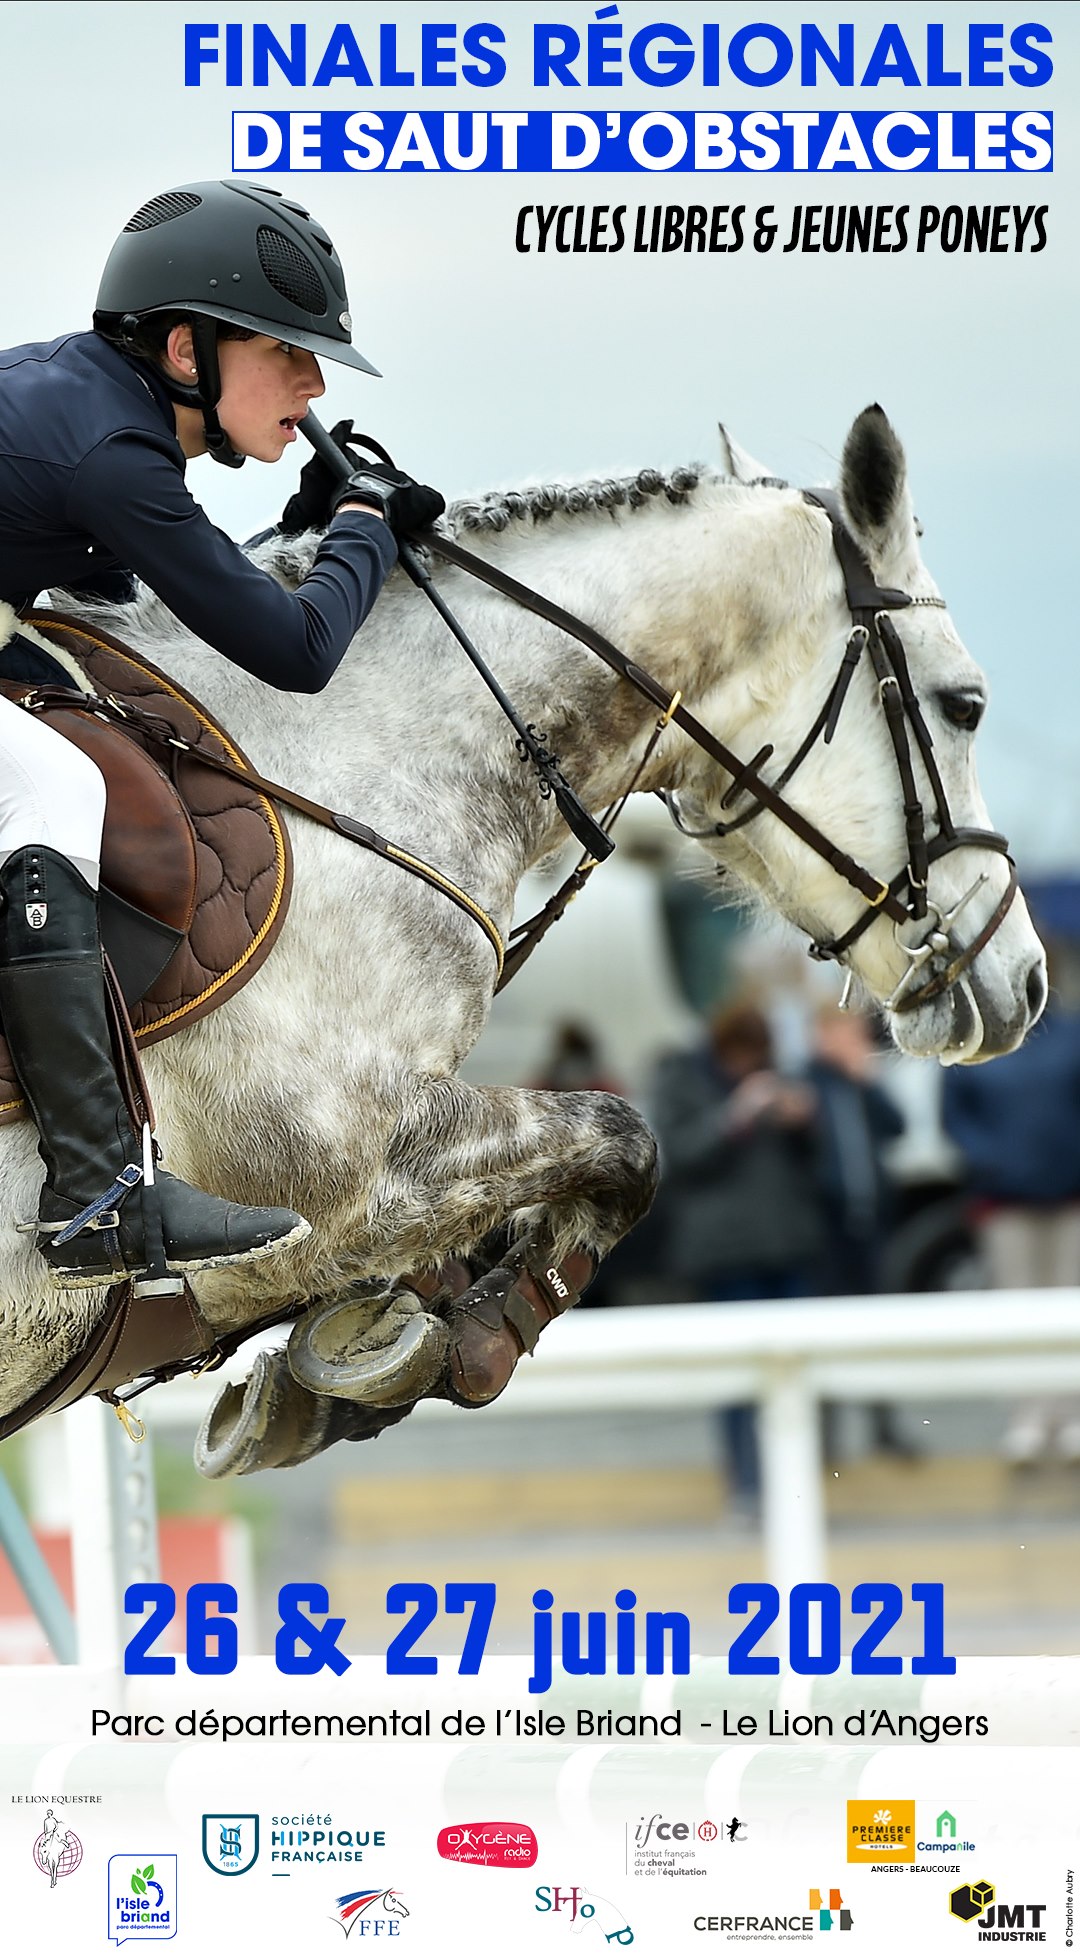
[139,1288,1080,1596]
[25,1287,1079,1664]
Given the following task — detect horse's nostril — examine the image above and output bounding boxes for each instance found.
[1026,959,1048,1019]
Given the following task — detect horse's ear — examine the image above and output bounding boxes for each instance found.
[839,405,917,572]
[717,423,773,484]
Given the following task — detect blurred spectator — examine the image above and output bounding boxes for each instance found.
[534,1020,622,1095]
[807,1007,904,1292]
[649,1001,824,1506]
[806,1006,910,1459]
[943,995,1080,1464]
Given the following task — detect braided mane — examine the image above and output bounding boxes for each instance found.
[445,463,789,537]
[255,463,791,585]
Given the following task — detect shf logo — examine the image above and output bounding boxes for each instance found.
[202,1814,259,1876]
[810,1888,853,1931]
[535,1888,634,1944]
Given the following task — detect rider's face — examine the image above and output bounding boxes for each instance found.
[215,334,326,462]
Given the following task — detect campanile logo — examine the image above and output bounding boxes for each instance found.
[438,1822,538,1868]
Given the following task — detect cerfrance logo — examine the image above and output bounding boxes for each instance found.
[107,1854,177,1944]
[33,1807,84,1886]
[202,1814,259,1876]
[438,1821,538,1868]
[811,1887,854,1932]
[334,1889,409,1938]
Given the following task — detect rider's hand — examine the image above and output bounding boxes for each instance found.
[278,419,362,536]
[332,463,445,540]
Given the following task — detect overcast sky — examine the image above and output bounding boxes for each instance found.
[1,0,1077,864]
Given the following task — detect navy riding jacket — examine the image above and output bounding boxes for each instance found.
[0,331,397,692]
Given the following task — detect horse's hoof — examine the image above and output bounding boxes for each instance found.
[194,1347,333,1477]
[287,1292,449,1407]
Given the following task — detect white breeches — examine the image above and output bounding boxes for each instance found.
[0,693,106,885]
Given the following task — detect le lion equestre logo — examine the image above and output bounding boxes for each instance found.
[847,1801,916,1863]
[33,1807,83,1885]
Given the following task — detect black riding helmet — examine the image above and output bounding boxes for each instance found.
[94,179,379,467]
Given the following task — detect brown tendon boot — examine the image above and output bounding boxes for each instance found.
[439,1240,596,1407]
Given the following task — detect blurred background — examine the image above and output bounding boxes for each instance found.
[5,802,1080,1667]
[0,1,1078,1671]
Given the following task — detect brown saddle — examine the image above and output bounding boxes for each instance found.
[0,614,292,1127]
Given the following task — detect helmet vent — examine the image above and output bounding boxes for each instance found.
[256,225,327,315]
[123,190,203,232]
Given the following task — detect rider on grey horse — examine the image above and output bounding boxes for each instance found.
[0,179,443,1291]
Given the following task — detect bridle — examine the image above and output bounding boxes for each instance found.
[426,489,1017,1012]
[661,489,1017,1011]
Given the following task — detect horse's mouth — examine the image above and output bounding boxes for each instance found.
[889,971,1037,1065]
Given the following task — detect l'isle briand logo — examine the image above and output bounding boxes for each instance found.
[847,1801,915,1863]
[950,1882,1047,1941]
[202,1814,259,1876]
[107,1855,177,1943]
[33,1807,84,1887]
[333,1890,409,1939]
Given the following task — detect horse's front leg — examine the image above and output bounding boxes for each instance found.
[288,1080,658,1409]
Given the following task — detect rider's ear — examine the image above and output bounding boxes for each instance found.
[839,404,917,574]
[163,322,196,379]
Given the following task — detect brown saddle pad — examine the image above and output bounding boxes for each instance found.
[0,615,292,1126]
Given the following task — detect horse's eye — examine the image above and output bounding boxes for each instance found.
[939,691,984,731]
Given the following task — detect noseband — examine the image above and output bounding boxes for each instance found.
[424,491,1016,1011]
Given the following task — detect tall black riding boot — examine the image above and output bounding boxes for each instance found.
[0,846,310,1289]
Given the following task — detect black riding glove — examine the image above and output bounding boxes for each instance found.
[278,419,362,537]
[333,463,445,540]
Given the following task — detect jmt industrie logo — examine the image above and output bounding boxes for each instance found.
[333,1889,409,1939]
[202,1814,259,1876]
[106,1855,177,1944]
[438,1821,538,1868]
[33,1807,84,1886]
[950,1881,1047,1940]
[847,1801,916,1863]
[627,1811,733,1877]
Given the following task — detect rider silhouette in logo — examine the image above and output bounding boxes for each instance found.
[34,1807,83,1886]
[0,180,442,1288]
